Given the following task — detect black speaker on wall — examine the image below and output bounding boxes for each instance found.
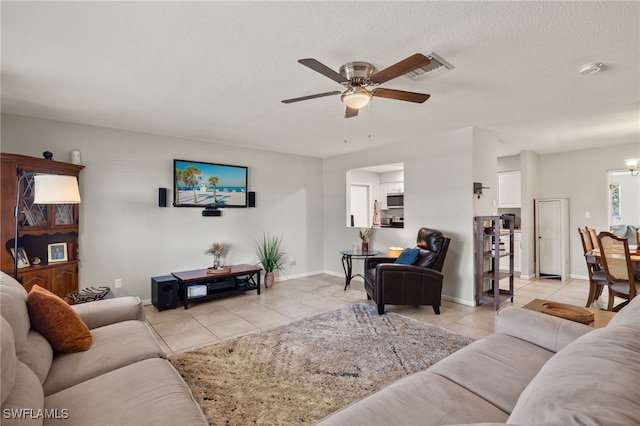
[158,188,167,207]
[248,191,256,207]
[151,275,178,311]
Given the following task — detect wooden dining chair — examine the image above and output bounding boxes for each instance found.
[586,226,599,252]
[596,231,639,312]
[578,227,607,307]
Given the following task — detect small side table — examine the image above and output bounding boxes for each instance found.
[522,299,615,328]
[340,250,379,291]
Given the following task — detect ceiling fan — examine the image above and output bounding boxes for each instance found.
[281,53,432,118]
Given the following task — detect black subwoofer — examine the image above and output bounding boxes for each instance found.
[151,275,178,311]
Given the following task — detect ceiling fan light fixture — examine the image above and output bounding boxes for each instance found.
[341,86,372,109]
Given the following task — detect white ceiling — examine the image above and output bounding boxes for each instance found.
[1,1,639,159]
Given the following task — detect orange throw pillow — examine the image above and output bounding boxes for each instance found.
[26,285,92,353]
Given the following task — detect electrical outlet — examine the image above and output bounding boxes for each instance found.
[290,258,296,266]
[114,278,122,288]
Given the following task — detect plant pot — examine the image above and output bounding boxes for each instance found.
[264,271,275,288]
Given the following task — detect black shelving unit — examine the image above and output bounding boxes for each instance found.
[475,215,515,310]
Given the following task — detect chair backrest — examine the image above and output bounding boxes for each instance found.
[415,228,450,272]
[586,227,599,251]
[597,232,636,299]
[578,227,593,253]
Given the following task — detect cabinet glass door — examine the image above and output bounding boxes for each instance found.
[19,172,48,227]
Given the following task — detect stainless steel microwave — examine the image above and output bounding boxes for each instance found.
[387,193,404,208]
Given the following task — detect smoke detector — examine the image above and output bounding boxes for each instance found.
[405,52,454,80]
[578,62,604,75]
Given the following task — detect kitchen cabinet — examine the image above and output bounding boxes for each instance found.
[498,171,521,208]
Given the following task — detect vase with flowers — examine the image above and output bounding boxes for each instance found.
[359,226,374,252]
[204,242,228,269]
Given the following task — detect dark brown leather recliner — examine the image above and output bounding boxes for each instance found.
[364,228,450,315]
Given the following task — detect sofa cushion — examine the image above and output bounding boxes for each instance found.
[1,362,45,426]
[44,358,207,426]
[17,330,53,385]
[0,272,31,349]
[607,289,640,327]
[508,322,640,425]
[26,285,92,353]
[395,248,420,265]
[316,371,508,425]
[1,317,17,405]
[428,333,554,414]
[43,319,166,396]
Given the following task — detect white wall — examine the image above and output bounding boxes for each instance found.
[1,114,324,300]
[323,127,485,306]
[537,142,639,279]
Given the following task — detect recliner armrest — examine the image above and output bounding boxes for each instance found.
[71,296,144,329]
[495,306,592,353]
[365,256,397,269]
[376,263,444,278]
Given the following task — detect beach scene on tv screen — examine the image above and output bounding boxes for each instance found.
[175,160,247,207]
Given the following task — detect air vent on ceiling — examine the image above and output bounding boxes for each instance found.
[404,52,453,80]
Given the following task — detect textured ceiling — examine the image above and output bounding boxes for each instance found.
[1,1,639,158]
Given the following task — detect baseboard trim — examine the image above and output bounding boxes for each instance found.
[441,294,476,307]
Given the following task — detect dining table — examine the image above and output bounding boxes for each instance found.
[583,248,640,307]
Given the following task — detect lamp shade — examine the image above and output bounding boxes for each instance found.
[625,158,639,172]
[34,175,81,204]
[341,87,372,109]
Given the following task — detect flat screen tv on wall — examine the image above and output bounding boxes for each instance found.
[173,159,248,208]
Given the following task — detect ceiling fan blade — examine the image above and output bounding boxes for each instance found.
[372,88,431,103]
[370,53,431,84]
[298,58,349,84]
[345,106,359,118]
[281,91,342,104]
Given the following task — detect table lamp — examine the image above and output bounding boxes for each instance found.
[13,174,81,280]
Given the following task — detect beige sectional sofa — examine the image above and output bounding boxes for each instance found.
[0,272,208,426]
[319,295,640,425]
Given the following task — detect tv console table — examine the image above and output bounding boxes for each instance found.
[171,264,262,309]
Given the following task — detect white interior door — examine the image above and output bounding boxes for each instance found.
[536,199,569,279]
[349,184,370,228]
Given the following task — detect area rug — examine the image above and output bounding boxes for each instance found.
[169,303,474,425]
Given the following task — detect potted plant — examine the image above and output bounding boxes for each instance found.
[255,233,286,288]
[204,242,228,269]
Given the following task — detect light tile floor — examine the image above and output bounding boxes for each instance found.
[144,274,619,354]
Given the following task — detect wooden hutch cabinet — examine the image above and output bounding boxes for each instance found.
[1,153,84,297]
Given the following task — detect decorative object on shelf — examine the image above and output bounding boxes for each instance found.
[42,151,53,160]
[359,226,374,252]
[207,266,232,274]
[256,232,287,288]
[47,242,68,263]
[71,150,81,165]
[10,248,30,269]
[372,199,381,226]
[12,172,81,279]
[32,257,41,265]
[204,242,228,269]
